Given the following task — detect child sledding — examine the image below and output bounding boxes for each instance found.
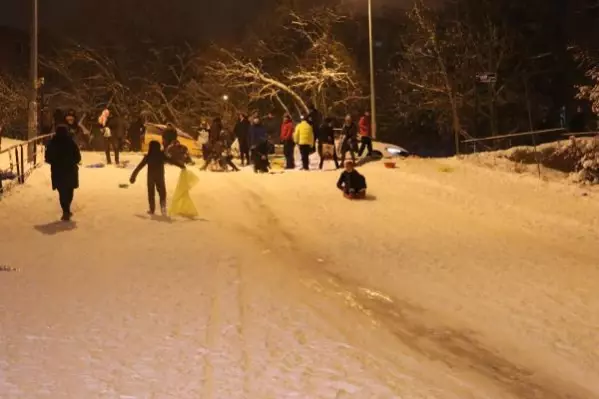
[337,161,367,200]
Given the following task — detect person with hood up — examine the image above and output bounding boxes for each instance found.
[337,160,367,199]
[294,115,315,171]
[358,110,373,157]
[130,140,185,216]
[45,125,82,221]
[280,113,295,169]
[339,114,358,165]
[318,117,340,170]
[234,113,251,166]
[65,110,85,149]
[249,117,269,173]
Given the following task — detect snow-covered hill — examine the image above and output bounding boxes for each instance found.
[1,150,598,398]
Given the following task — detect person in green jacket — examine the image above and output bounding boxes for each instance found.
[294,116,315,171]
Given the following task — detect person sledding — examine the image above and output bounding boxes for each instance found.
[337,160,367,199]
[130,140,185,216]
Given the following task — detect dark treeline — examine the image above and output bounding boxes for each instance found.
[1,0,598,153]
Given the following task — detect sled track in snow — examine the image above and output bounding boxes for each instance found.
[226,183,594,399]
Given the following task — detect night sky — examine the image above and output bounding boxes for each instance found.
[0,0,422,33]
[0,0,267,34]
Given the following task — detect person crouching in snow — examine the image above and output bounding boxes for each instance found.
[337,160,367,199]
[130,140,185,216]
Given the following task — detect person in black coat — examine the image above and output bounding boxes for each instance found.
[233,113,250,166]
[130,140,185,216]
[318,117,340,170]
[128,117,146,152]
[65,110,86,149]
[209,117,223,144]
[339,114,358,165]
[337,160,367,199]
[162,123,178,150]
[45,125,82,221]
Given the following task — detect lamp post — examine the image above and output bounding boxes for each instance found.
[367,0,377,140]
[27,0,39,161]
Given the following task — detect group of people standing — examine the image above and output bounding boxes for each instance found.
[233,104,374,172]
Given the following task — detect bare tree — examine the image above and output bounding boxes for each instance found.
[577,55,599,115]
[0,72,27,138]
[206,5,366,117]
[391,0,522,152]
[42,44,129,117]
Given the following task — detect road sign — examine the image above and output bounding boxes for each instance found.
[476,73,497,84]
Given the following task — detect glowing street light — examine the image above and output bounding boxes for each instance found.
[222,94,229,101]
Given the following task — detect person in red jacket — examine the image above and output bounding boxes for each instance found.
[280,113,295,169]
[358,111,373,157]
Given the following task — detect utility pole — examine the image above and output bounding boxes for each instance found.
[28,0,39,161]
[367,0,377,140]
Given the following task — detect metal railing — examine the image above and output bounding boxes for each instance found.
[0,134,54,195]
[462,128,566,153]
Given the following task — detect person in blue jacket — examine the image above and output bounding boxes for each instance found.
[249,117,269,173]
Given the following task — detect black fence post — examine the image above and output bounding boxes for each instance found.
[33,141,37,166]
[19,145,25,184]
[15,147,21,184]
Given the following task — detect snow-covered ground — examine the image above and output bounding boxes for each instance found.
[1,149,599,398]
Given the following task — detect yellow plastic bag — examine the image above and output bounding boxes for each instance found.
[169,169,199,217]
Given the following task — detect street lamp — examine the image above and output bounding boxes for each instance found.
[222,94,229,101]
[367,0,377,140]
[27,0,39,161]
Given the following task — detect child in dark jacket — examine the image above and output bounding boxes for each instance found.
[337,161,367,199]
[130,140,185,215]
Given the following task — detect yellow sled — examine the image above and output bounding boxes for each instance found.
[169,169,199,217]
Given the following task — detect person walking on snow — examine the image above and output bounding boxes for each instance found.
[318,117,340,170]
[340,114,358,165]
[358,110,373,157]
[294,116,315,171]
[45,125,82,221]
[107,113,126,164]
[280,113,295,169]
[130,140,185,216]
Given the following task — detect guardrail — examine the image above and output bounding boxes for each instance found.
[0,134,54,195]
[462,128,566,152]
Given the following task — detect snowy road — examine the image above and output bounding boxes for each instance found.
[1,152,599,398]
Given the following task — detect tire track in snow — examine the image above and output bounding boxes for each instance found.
[199,254,253,398]
[234,260,252,396]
